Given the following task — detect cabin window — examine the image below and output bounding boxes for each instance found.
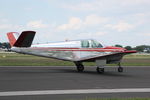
[91,40,103,48]
[81,40,89,48]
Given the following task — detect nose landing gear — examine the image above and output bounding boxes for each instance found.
[118,62,123,72]
[96,67,105,74]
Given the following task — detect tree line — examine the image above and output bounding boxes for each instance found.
[0,42,11,49]
[115,44,150,53]
[0,42,150,53]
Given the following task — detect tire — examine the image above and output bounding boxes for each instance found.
[118,67,123,72]
[77,65,84,72]
[96,67,104,74]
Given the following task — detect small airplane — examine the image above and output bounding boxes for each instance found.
[7,31,137,73]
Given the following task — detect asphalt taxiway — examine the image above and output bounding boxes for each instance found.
[0,66,150,100]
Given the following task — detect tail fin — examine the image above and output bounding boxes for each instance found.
[7,31,36,47]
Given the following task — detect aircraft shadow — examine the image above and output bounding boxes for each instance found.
[55,68,133,77]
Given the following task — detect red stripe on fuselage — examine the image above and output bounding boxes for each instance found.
[30,47,124,52]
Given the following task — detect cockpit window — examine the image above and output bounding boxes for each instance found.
[81,40,89,48]
[91,40,103,48]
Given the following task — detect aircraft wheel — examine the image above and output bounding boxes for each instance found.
[77,65,84,72]
[96,67,104,74]
[118,67,123,72]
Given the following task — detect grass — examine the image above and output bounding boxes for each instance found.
[121,54,150,66]
[0,53,74,66]
[0,52,150,66]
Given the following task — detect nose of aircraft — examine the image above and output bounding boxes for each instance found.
[104,46,137,53]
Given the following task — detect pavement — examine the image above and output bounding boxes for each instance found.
[0,66,150,100]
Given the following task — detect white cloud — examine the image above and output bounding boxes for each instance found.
[0,24,12,30]
[62,0,150,12]
[62,1,100,11]
[143,33,150,36]
[57,17,82,31]
[0,24,22,31]
[57,15,109,31]
[105,21,135,32]
[76,31,106,39]
[121,0,150,6]
[0,19,9,23]
[131,13,150,25]
[27,20,48,29]
[95,31,107,36]
[84,14,109,26]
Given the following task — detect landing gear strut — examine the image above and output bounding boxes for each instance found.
[75,62,84,72]
[96,67,104,74]
[118,62,123,72]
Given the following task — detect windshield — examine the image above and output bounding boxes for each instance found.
[91,40,103,48]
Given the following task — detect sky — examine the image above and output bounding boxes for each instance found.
[0,0,150,46]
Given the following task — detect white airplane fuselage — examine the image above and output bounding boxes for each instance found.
[11,39,125,63]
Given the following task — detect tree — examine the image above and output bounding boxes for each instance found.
[124,46,132,50]
[1,42,11,49]
[0,42,2,48]
[114,44,123,48]
[134,45,150,53]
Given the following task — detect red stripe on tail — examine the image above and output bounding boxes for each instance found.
[7,32,18,47]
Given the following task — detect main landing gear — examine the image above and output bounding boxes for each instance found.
[96,62,124,74]
[75,62,84,72]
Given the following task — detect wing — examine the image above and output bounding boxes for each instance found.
[44,50,136,62]
[75,50,137,62]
